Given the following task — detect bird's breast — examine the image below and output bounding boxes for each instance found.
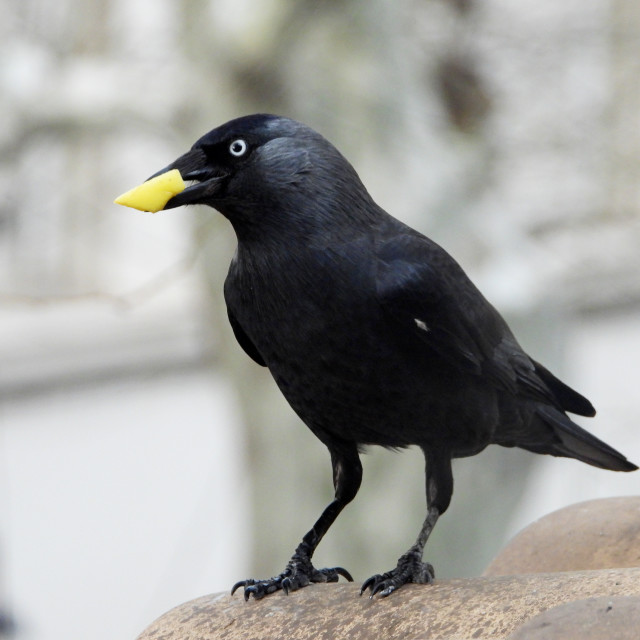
[226,251,410,435]
[224,248,497,449]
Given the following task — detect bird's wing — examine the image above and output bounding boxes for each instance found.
[227,308,267,367]
[375,232,556,404]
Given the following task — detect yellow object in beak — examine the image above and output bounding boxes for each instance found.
[114,169,186,212]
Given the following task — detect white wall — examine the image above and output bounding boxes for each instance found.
[1,370,249,640]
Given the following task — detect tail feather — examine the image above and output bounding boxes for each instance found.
[534,405,637,472]
[532,360,596,417]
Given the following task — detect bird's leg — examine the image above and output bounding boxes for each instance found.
[360,506,440,598]
[361,449,453,598]
[232,443,362,600]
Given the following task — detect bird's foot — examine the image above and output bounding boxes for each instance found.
[231,543,353,600]
[360,551,434,598]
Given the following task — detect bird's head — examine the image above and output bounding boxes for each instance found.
[117,114,378,238]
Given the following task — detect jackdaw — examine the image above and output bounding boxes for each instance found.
[138,114,637,598]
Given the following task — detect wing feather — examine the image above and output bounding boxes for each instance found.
[376,233,559,406]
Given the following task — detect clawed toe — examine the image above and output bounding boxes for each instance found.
[231,578,280,601]
[360,555,435,598]
[231,579,247,597]
[231,564,353,600]
[322,566,354,583]
[359,573,397,598]
[359,574,377,596]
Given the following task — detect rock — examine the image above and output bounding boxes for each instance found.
[136,568,640,640]
[484,496,640,576]
[506,595,640,639]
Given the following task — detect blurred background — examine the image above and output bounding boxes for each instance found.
[2,0,640,638]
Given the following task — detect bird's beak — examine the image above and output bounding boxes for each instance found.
[115,147,227,212]
[149,147,228,210]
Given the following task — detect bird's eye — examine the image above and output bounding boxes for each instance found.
[229,139,248,157]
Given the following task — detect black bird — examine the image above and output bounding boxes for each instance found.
[145,114,637,599]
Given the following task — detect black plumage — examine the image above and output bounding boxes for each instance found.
[149,114,636,598]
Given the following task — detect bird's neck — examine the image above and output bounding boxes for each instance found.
[227,188,385,248]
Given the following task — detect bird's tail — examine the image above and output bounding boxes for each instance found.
[532,360,595,417]
[528,406,637,472]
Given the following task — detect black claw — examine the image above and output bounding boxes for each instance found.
[244,584,262,601]
[281,577,291,595]
[334,566,354,582]
[370,581,387,598]
[359,575,376,596]
[231,579,250,596]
